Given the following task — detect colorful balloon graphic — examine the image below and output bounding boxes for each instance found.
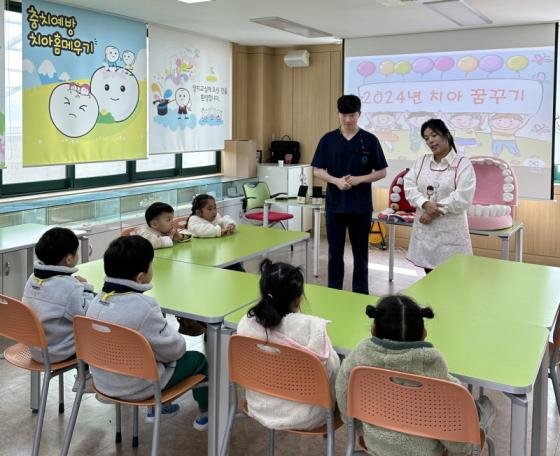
[479,54,503,73]
[457,56,479,74]
[507,55,529,72]
[434,56,454,72]
[412,57,434,75]
[394,60,412,75]
[357,61,376,77]
[379,60,394,76]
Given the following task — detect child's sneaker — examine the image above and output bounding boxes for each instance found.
[145,403,180,423]
[177,317,207,336]
[193,412,209,431]
[72,372,94,394]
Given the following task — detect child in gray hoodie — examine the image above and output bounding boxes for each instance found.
[86,235,209,429]
[335,295,495,456]
[23,227,94,364]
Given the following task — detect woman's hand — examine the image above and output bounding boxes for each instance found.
[422,201,444,217]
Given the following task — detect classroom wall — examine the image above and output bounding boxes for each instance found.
[232,43,560,267]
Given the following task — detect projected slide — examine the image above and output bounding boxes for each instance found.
[345,47,555,199]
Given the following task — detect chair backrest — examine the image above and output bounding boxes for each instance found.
[73,316,159,382]
[242,182,271,212]
[0,294,47,349]
[347,366,481,445]
[173,216,188,230]
[228,335,332,408]
[121,227,138,237]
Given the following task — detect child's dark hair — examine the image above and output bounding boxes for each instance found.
[104,235,154,280]
[191,194,215,215]
[247,259,304,329]
[420,118,457,153]
[337,94,361,114]
[366,294,434,342]
[145,202,174,226]
[35,227,79,265]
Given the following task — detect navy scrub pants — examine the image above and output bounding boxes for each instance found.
[325,211,371,294]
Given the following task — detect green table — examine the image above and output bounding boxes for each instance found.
[77,258,260,456]
[223,277,549,456]
[404,254,560,329]
[154,224,311,279]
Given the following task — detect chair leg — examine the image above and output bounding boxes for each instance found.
[151,402,162,456]
[58,373,64,413]
[115,404,122,443]
[345,420,356,456]
[32,370,51,456]
[326,410,334,456]
[60,363,87,456]
[219,383,238,456]
[551,365,560,415]
[486,436,495,456]
[31,371,41,413]
[268,428,275,456]
[132,406,139,447]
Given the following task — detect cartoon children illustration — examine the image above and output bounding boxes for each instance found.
[446,112,485,155]
[489,113,528,157]
[405,111,435,153]
[104,46,120,68]
[175,88,191,119]
[363,112,399,152]
[122,50,136,71]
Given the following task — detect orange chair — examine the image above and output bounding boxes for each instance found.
[120,226,138,236]
[173,216,189,230]
[220,335,341,456]
[344,366,494,456]
[60,316,206,456]
[0,295,77,456]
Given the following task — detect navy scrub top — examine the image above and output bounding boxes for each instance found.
[311,128,388,214]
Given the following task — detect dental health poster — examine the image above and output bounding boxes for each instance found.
[22,0,147,166]
[149,25,230,154]
[345,47,555,199]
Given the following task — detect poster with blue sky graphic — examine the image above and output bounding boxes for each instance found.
[22,0,147,165]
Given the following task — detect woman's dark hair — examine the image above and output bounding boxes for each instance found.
[365,294,434,342]
[420,118,457,154]
[247,259,304,330]
[191,194,215,215]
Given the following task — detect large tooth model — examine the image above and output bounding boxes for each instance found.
[467,156,517,230]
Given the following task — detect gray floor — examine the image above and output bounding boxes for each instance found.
[1,240,559,455]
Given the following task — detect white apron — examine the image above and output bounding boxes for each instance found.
[407,155,472,269]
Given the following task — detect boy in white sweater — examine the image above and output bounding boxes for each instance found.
[86,235,209,428]
[23,227,95,364]
[137,202,189,249]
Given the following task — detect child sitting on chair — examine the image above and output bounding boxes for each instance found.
[23,227,95,364]
[187,194,237,238]
[335,295,496,456]
[237,259,340,430]
[138,202,188,249]
[86,236,209,429]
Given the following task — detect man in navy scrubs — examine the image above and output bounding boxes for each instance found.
[311,95,388,294]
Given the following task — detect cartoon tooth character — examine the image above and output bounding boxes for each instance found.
[174,88,191,119]
[104,46,120,68]
[49,83,99,138]
[90,67,139,122]
[122,50,136,71]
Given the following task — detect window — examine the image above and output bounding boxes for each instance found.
[1,5,222,197]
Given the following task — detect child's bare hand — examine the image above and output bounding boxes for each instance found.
[75,275,87,283]
[226,224,236,233]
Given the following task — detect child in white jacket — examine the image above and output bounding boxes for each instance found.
[137,202,189,249]
[187,194,237,238]
[237,259,340,431]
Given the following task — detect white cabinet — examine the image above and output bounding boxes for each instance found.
[257,164,313,231]
[1,250,28,298]
[218,198,243,224]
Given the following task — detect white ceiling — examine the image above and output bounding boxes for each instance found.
[55,0,560,46]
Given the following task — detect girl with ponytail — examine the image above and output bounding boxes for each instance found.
[237,259,340,431]
[335,294,496,456]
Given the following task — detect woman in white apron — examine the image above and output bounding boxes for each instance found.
[404,119,476,273]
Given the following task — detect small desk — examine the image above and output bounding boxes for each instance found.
[78,258,260,456]
[371,212,524,281]
[154,224,311,280]
[263,197,324,277]
[224,276,550,456]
